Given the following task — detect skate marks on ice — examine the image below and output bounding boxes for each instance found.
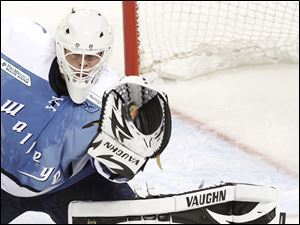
[171,109,298,178]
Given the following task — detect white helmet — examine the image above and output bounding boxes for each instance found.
[55,8,113,104]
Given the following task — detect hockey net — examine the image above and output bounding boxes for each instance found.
[123,1,299,80]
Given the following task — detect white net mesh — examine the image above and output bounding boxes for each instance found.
[136,1,299,79]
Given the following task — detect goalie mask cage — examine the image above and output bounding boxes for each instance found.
[123,1,299,80]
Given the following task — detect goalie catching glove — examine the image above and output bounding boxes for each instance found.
[84,76,172,180]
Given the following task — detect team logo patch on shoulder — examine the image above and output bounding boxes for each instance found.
[1,58,31,86]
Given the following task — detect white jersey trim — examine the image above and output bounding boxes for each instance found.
[1,172,61,197]
[1,155,91,197]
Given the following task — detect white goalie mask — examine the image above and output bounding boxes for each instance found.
[55,8,113,104]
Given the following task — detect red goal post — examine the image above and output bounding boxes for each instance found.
[123,1,139,76]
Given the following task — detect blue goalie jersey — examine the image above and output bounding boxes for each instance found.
[1,16,119,197]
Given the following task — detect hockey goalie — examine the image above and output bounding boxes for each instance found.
[69,76,285,224]
[1,8,285,224]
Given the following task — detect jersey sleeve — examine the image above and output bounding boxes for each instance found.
[1,16,56,80]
